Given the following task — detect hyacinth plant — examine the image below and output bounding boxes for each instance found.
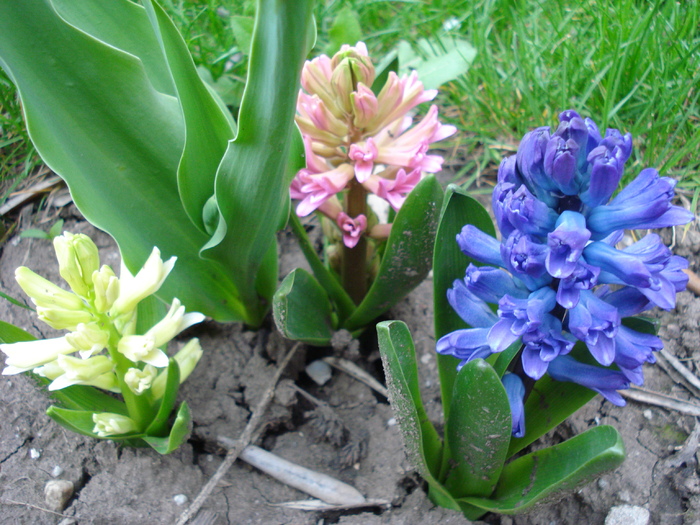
[274,42,456,345]
[378,110,694,518]
[0,0,315,326]
[0,232,204,454]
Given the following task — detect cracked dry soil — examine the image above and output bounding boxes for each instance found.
[2,211,700,525]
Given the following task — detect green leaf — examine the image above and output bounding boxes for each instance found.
[0,320,35,343]
[145,358,181,437]
[433,184,495,421]
[143,401,192,454]
[230,16,254,55]
[0,0,247,322]
[372,52,399,96]
[376,321,453,504]
[324,6,363,56]
[135,294,169,337]
[344,176,443,331]
[398,36,476,90]
[19,229,51,240]
[46,407,142,441]
[507,343,598,457]
[287,211,356,323]
[142,0,235,233]
[273,268,335,346]
[201,0,316,326]
[43,382,130,416]
[462,425,625,514]
[48,219,65,239]
[444,359,511,500]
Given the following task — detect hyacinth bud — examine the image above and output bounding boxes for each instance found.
[37,306,93,331]
[92,412,138,437]
[330,43,375,88]
[65,322,110,358]
[15,266,86,311]
[124,364,157,395]
[92,265,120,313]
[53,232,100,298]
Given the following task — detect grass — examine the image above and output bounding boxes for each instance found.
[0,68,41,209]
[0,0,698,203]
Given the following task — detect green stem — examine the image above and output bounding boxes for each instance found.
[106,327,153,430]
[342,180,368,304]
[289,211,356,323]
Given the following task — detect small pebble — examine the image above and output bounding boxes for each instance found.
[643,409,653,420]
[52,465,64,478]
[420,353,431,364]
[618,490,632,503]
[598,478,609,490]
[387,418,397,427]
[29,448,41,459]
[605,505,650,525]
[173,494,188,506]
[44,480,74,511]
[305,360,332,386]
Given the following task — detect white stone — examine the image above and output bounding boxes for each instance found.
[29,448,41,459]
[605,505,650,525]
[305,360,332,386]
[51,465,64,478]
[173,494,188,506]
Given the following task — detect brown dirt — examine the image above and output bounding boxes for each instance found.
[1,205,700,525]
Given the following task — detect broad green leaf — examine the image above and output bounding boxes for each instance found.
[398,37,476,90]
[135,294,169,337]
[46,407,143,441]
[145,358,181,437]
[273,268,335,346]
[433,185,495,421]
[462,425,625,514]
[376,321,446,487]
[143,401,192,454]
[0,0,246,322]
[47,385,129,416]
[324,6,363,56]
[143,0,235,233]
[444,359,511,500]
[344,176,443,331]
[201,0,316,326]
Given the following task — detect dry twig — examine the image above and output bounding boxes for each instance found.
[621,386,700,416]
[175,343,301,525]
[322,356,388,398]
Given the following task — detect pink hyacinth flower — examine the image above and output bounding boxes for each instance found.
[375,168,422,211]
[348,138,378,183]
[337,212,368,248]
[293,163,355,217]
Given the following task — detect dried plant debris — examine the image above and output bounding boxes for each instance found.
[338,434,369,468]
[306,405,349,447]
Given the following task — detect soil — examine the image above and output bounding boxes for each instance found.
[2,204,700,525]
